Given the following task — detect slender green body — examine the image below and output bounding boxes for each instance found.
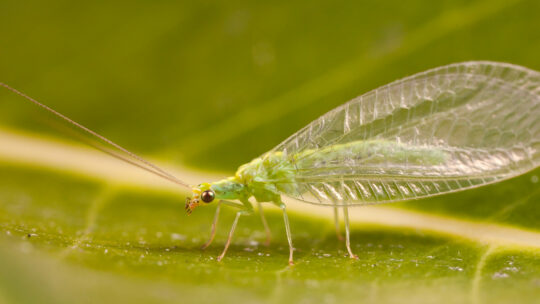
[208,139,447,206]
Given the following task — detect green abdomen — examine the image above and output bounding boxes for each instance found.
[293,140,447,168]
[236,140,448,200]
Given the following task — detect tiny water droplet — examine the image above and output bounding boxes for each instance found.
[503,266,519,273]
[492,272,509,279]
[170,233,186,241]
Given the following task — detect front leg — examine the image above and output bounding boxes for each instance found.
[202,200,247,250]
[201,200,221,250]
[217,208,253,262]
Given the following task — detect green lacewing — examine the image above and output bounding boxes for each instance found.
[2,61,539,264]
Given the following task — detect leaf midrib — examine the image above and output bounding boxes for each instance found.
[0,128,539,249]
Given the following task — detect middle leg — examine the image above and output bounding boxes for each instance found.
[257,202,272,246]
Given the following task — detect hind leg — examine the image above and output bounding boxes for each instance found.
[280,203,294,265]
[333,205,344,241]
[342,203,358,259]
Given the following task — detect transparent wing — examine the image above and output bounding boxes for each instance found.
[268,61,540,206]
[0,83,190,189]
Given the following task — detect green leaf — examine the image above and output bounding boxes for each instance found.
[0,133,538,304]
[1,0,540,303]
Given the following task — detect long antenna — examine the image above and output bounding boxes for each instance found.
[0,82,191,189]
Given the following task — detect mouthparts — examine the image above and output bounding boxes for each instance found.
[185,197,199,215]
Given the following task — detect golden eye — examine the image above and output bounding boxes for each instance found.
[200,190,215,203]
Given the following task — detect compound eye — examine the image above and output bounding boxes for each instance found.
[201,190,215,203]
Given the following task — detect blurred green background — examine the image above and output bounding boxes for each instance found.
[0,0,539,303]
[2,0,540,171]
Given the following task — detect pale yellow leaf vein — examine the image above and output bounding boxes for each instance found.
[1,129,539,251]
[471,245,497,304]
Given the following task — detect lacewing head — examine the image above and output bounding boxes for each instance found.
[185,183,216,215]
